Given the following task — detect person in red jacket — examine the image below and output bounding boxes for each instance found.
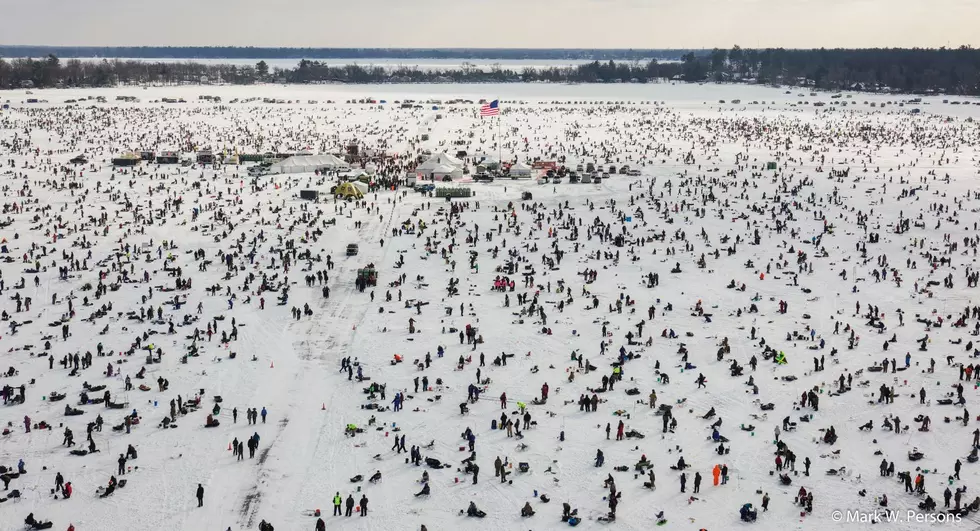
[67,525,75,531]
[63,482,72,499]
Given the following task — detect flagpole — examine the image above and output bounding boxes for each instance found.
[497,110,501,171]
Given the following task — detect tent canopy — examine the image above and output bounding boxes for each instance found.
[269,154,347,174]
[417,152,464,172]
[431,163,463,181]
[334,181,364,199]
[510,161,532,175]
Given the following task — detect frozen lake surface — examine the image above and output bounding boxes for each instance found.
[0,83,979,531]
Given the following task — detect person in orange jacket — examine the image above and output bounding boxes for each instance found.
[712,464,721,486]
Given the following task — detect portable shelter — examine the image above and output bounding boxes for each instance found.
[334,181,364,200]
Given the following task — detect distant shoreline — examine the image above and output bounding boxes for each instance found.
[0,46,687,62]
[3,47,978,95]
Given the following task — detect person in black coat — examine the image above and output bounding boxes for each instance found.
[359,495,368,516]
[345,494,355,516]
[196,484,204,507]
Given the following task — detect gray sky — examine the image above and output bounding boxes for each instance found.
[2,0,977,49]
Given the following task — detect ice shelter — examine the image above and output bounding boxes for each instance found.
[334,181,364,200]
[268,154,347,174]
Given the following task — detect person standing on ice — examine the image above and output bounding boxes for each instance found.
[345,494,355,517]
[196,483,204,507]
[333,492,342,516]
[260,407,267,423]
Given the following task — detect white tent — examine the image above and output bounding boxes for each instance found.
[432,163,463,181]
[268,154,347,174]
[510,161,533,178]
[417,152,464,173]
[351,181,370,194]
[339,168,369,181]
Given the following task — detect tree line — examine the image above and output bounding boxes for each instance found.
[1,47,979,95]
[0,46,687,61]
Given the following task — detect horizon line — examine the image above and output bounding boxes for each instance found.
[1,45,974,51]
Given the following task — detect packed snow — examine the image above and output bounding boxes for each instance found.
[1,84,980,531]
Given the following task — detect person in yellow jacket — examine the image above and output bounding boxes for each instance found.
[333,492,342,516]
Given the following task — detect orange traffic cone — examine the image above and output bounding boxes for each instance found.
[228,442,232,451]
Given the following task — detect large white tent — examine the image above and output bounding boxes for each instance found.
[417,152,464,174]
[431,163,463,181]
[268,154,348,174]
[510,161,533,178]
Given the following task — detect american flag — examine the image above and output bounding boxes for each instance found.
[480,100,499,117]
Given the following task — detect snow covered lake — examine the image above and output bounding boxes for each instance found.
[0,83,979,531]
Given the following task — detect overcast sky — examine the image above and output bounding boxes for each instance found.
[1,0,977,49]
